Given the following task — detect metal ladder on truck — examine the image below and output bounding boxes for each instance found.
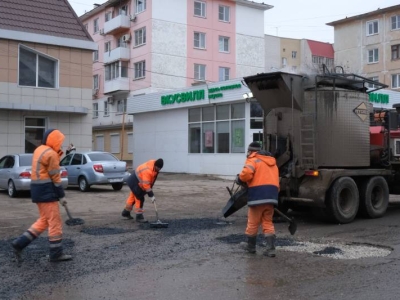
[300,114,316,169]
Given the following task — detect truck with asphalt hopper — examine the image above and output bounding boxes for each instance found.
[242,69,400,224]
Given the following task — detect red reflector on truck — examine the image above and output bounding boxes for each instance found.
[305,170,319,177]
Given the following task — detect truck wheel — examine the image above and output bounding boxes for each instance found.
[326,177,359,224]
[359,176,389,218]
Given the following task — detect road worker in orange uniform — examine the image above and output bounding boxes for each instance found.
[12,129,72,262]
[122,158,164,223]
[237,142,279,257]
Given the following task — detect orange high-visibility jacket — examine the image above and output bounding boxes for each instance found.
[239,151,279,207]
[127,159,159,199]
[30,129,65,203]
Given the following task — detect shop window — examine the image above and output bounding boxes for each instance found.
[250,102,263,129]
[231,120,245,153]
[25,117,46,153]
[202,123,215,153]
[189,123,201,153]
[216,121,229,153]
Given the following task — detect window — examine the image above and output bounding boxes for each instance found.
[326,58,334,66]
[134,61,145,79]
[282,57,287,67]
[312,55,319,64]
[250,102,263,129]
[19,46,58,88]
[136,0,146,14]
[93,75,99,89]
[93,18,99,33]
[367,76,379,88]
[25,117,46,153]
[71,153,82,165]
[219,5,230,22]
[93,50,99,62]
[219,67,229,81]
[111,134,120,154]
[104,41,111,53]
[366,20,378,35]
[194,64,206,81]
[392,15,400,30]
[127,133,133,154]
[105,62,119,81]
[104,101,110,116]
[194,1,206,17]
[188,104,245,154]
[218,36,229,52]
[119,5,128,15]
[95,135,104,151]
[368,48,379,63]
[117,99,127,113]
[117,36,127,48]
[194,32,206,49]
[134,27,146,46]
[93,103,98,118]
[292,51,297,58]
[392,74,400,88]
[105,12,112,22]
[392,45,400,60]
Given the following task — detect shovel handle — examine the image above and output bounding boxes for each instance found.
[274,208,293,223]
[62,203,74,220]
[153,200,160,221]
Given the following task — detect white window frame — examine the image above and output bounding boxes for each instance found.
[367,76,379,89]
[117,99,127,113]
[218,5,230,22]
[110,134,120,154]
[392,74,400,89]
[105,12,112,22]
[292,51,297,58]
[105,62,120,81]
[282,57,287,67]
[93,103,99,118]
[368,48,379,63]
[134,61,145,79]
[24,117,47,153]
[93,18,99,33]
[194,1,206,18]
[95,135,104,151]
[194,32,206,49]
[93,74,99,89]
[366,20,379,36]
[117,36,127,48]
[18,45,59,89]
[127,132,133,154]
[119,5,128,16]
[93,50,99,62]
[135,0,146,14]
[392,15,400,30]
[134,27,146,47]
[194,64,206,81]
[104,41,111,53]
[219,67,229,81]
[218,36,229,53]
[104,101,110,117]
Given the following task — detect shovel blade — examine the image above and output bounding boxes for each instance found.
[65,218,85,226]
[288,220,297,235]
[150,220,169,228]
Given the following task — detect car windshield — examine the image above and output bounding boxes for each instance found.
[19,155,33,167]
[87,153,119,162]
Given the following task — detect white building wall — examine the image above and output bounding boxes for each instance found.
[152,0,187,24]
[236,34,265,78]
[264,34,281,72]
[236,5,265,37]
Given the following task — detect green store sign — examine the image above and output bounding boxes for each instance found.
[369,93,389,104]
[160,83,243,105]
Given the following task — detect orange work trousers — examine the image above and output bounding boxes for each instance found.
[245,203,275,236]
[28,202,63,242]
[125,192,144,214]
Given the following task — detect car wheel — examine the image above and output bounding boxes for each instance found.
[78,176,90,192]
[8,180,17,198]
[112,182,123,191]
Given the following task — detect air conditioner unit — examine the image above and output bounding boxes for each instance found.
[92,88,99,96]
[122,34,131,43]
[99,29,105,35]
[107,97,114,104]
[130,15,137,22]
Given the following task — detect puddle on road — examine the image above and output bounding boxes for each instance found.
[218,234,392,259]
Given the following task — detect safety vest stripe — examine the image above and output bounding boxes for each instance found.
[49,235,62,241]
[31,179,53,184]
[248,199,278,206]
[28,227,41,236]
[244,164,255,171]
[48,169,59,175]
[35,147,52,179]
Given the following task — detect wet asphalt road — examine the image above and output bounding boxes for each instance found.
[1,173,400,300]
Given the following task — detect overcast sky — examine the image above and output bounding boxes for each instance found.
[68,0,400,43]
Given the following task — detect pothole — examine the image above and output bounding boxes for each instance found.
[80,227,130,236]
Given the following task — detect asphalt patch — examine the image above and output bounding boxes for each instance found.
[217,234,299,246]
[140,218,229,234]
[313,246,344,256]
[80,227,130,235]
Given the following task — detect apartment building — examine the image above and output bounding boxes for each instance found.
[327,4,400,90]
[80,0,271,166]
[0,0,96,157]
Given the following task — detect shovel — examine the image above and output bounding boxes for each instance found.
[149,200,169,229]
[61,202,85,226]
[274,208,297,235]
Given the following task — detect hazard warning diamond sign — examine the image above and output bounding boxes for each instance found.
[353,102,369,121]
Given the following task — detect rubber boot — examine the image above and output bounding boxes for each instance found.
[49,254,72,262]
[239,235,257,254]
[135,213,148,223]
[11,231,36,262]
[263,234,276,257]
[122,209,133,219]
[49,240,72,262]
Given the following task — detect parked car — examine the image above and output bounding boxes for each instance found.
[0,154,68,198]
[60,151,130,192]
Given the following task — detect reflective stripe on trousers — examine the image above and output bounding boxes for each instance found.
[29,202,63,242]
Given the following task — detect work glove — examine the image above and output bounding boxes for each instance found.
[235,174,243,185]
[150,196,156,203]
[59,198,67,206]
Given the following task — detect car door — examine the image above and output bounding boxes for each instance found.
[68,153,83,185]
[0,156,14,189]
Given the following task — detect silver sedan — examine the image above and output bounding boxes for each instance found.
[0,154,68,198]
[60,151,130,192]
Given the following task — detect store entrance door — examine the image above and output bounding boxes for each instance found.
[250,130,263,147]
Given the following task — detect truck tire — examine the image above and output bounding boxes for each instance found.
[326,177,359,224]
[359,176,389,218]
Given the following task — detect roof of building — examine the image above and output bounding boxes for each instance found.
[327,4,400,26]
[80,0,272,21]
[307,40,334,58]
[0,0,92,41]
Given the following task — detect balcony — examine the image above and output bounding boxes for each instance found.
[104,77,130,94]
[103,14,130,35]
[104,47,130,64]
